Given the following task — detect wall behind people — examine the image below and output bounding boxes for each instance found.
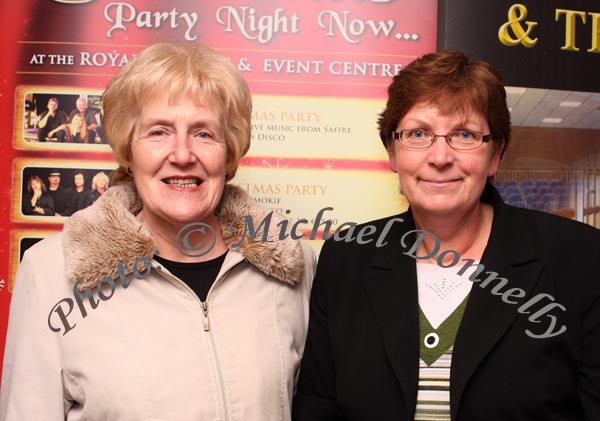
[439,0,600,227]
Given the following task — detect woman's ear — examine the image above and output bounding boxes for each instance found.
[487,139,506,177]
[496,139,506,158]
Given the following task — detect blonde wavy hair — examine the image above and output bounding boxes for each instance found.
[102,42,252,185]
[91,171,109,191]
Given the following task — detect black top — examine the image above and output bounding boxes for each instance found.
[22,192,54,216]
[90,189,103,204]
[70,189,92,213]
[48,186,73,216]
[40,110,68,130]
[154,252,228,302]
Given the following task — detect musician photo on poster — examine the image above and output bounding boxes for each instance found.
[23,92,106,145]
[19,166,115,219]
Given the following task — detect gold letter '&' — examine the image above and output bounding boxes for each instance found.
[498,4,538,48]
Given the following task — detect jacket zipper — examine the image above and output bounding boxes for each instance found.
[201,301,210,331]
[200,300,230,421]
[155,259,239,421]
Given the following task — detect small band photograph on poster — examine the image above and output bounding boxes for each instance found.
[14,86,109,150]
[12,159,118,223]
[9,230,58,292]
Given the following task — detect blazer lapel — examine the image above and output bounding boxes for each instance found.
[451,189,544,419]
[361,214,420,420]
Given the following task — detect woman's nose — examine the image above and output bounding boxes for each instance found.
[169,133,196,166]
[427,135,455,167]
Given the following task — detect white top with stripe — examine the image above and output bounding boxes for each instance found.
[414,262,477,420]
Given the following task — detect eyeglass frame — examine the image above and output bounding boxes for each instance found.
[392,128,493,151]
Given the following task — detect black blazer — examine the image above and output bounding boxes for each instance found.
[22,192,54,216]
[293,185,600,420]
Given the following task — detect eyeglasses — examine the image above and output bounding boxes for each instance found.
[393,128,492,151]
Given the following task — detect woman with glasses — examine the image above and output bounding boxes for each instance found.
[293,51,600,420]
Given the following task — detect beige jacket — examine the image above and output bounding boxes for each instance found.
[0,183,315,421]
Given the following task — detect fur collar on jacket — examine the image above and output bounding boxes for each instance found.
[63,182,305,291]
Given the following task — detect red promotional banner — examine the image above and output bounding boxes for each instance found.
[0,0,438,375]
[13,1,436,97]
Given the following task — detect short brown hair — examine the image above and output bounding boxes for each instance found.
[378,50,510,155]
[103,42,252,185]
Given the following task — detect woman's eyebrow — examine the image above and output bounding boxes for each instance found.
[137,117,173,130]
[400,118,431,128]
[140,116,221,127]
[400,118,484,131]
[188,118,220,129]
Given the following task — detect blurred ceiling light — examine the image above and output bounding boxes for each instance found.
[559,101,581,107]
[505,87,527,95]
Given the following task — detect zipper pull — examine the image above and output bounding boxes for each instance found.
[200,301,210,332]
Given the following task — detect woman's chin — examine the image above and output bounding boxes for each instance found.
[168,211,214,225]
[138,206,217,228]
[411,198,470,217]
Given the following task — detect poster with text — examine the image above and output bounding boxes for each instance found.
[0,0,438,374]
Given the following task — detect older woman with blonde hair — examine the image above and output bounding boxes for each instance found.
[2,42,314,420]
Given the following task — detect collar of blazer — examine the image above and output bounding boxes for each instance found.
[361,183,544,420]
[62,182,305,292]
